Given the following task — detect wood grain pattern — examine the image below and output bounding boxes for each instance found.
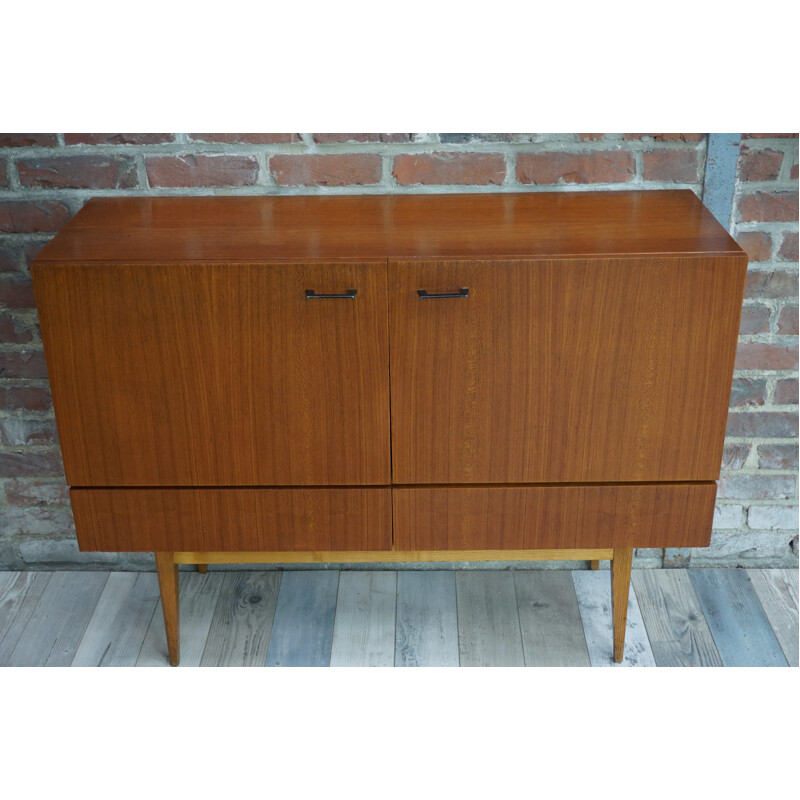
[155,552,180,666]
[514,571,590,667]
[748,569,798,667]
[4,572,109,667]
[71,487,392,552]
[395,571,460,667]
[455,571,525,666]
[611,547,633,662]
[572,569,656,667]
[199,572,280,667]
[330,572,397,667]
[392,484,716,551]
[71,573,159,666]
[389,257,745,484]
[33,262,390,487]
[266,571,339,667]
[0,572,52,665]
[137,573,224,667]
[35,191,741,264]
[632,569,723,667]
[689,569,788,667]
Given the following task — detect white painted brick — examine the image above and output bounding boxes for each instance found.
[713,504,744,529]
[695,530,795,560]
[747,505,799,530]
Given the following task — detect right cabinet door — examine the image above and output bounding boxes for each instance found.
[388,257,746,484]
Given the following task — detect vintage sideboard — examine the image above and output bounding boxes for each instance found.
[30,190,747,665]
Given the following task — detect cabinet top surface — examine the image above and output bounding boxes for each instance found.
[35,189,743,264]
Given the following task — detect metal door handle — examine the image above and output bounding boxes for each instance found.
[305,289,357,299]
[417,288,469,299]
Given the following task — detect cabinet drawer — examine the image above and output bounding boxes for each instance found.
[392,484,716,550]
[71,487,392,552]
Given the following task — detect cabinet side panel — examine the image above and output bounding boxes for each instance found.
[393,484,716,550]
[71,488,392,552]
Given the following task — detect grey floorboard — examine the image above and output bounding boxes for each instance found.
[137,572,225,667]
[200,572,280,667]
[689,569,788,667]
[72,573,159,667]
[395,571,459,667]
[266,571,338,667]
[5,572,109,667]
[0,573,52,666]
[747,569,798,667]
[514,570,590,667]
[573,569,656,667]
[632,569,722,667]
[456,571,524,667]
[330,571,396,667]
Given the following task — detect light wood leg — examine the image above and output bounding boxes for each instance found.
[197,564,207,574]
[590,560,600,570]
[155,551,180,666]
[611,547,633,663]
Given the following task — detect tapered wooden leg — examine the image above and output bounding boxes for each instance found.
[155,551,180,666]
[197,564,207,574]
[611,547,633,664]
[590,560,600,570]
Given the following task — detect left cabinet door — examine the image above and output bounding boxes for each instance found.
[33,262,391,486]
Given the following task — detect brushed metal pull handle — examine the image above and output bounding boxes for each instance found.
[306,289,357,299]
[417,288,470,299]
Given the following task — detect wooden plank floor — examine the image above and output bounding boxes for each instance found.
[0,568,796,667]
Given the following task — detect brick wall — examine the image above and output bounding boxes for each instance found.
[0,133,797,569]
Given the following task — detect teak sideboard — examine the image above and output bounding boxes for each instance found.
[31,190,747,666]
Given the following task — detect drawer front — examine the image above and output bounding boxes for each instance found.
[392,484,716,550]
[34,262,390,487]
[389,257,745,484]
[71,488,392,552]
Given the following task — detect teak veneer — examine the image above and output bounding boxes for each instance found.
[31,190,747,665]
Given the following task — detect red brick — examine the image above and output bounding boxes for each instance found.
[736,232,772,262]
[0,276,35,307]
[726,411,798,438]
[730,378,767,407]
[791,163,799,180]
[758,444,799,470]
[624,133,704,142]
[0,451,64,478]
[642,149,698,182]
[0,350,48,378]
[775,379,799,405]
[735,342,798,370]
[188,133,300,144]
[738,192,798,222]
[739,148,783,181]
[578,134,606,141]
[0,159,7,188]
[4,479,70,506]
[0,386,51,410]
[0,201,71,233]
[778,306,798,335]
[271,154,382,187]
[17,155,138,190]
[0,418,58,446]
[394,152,505,186]
[64,133,174,145]
[743,133,798,139]
[313,133,410,144]
[146,155,259,188]
[0,134,58,147]
[0,315,33,343]
[516,151,633,185]
[717,474,795,500]
[739,305,771,334]
[721,443,751,469]
[778,232,798,262]
[745,269,798,299]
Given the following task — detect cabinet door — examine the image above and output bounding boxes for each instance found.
[389,257,745,484]
[34,262,390,486]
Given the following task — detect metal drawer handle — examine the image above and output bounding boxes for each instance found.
[306,289,357,299]
[417,288,469,299]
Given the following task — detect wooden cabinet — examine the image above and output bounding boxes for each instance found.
[31,190,747,665]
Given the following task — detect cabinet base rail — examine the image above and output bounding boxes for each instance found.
[154,547,632,667]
